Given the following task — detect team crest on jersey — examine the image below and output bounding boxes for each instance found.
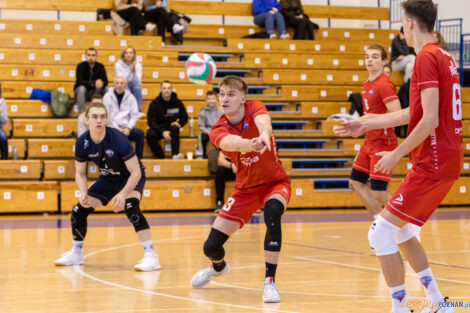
[105,149,114,158]
[84,139,89,149]
[369,90,374,96]
[242,123,249,133]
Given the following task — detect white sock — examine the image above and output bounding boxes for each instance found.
[418,268,442,302]
[142,240,154,253]
[72,240,83,253]
[388,284,407,312]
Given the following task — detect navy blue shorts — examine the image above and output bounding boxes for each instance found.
[88,174,146,206]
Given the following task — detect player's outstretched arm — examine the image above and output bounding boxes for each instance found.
[219,134,253,152]
[75,160,90,207]
[112,155,142,212]
[375,88,439,174]
[253,114,272,153]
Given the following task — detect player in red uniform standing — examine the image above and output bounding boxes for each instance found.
[335,1,462,312]
[190,75,291,303]
[349,44,402,217]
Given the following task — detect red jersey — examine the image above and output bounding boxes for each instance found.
[362,73,399,144]
[408,43,463,179]
[210,100,290,189]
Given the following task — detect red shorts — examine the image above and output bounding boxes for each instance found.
[218,179,291,227]
[386,167,456,226]
[352,140,397,181]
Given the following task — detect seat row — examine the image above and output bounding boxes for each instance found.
[2,175,470,213]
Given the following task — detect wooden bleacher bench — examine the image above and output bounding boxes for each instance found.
[1,81,211,100]
[12,119,77,138]
[0,20,113,36]
[0,33,161,51]
[279,85,362,101]
[0,0,113,11]
[0,181,58,213]
[0,160,42,179]
[7,100,79,118]
[7,139,26,159]
[226,38,390,55]
[170,1,389,20]
[0,48,179,67]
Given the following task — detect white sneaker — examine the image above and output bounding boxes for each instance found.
[280,33,290,40]
[190,263,229,288]
[134,252,161,271]
[146,23,156,32]
[263,277,281,303]
[269,33,277,39]
[172,24,184,34]
[54,249,84,266]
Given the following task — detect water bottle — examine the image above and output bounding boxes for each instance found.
[12,145,18,160]
[195,135,203,159]
[189,117,194,137]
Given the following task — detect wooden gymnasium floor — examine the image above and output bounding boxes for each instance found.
[1,209,470,313]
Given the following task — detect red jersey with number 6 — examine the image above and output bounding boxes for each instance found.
[210,100,289,189]
[408,43,463,179]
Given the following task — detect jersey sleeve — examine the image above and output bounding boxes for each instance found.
[209,121,230,149]
[74,138,87,162]
[415,51,439,90]
[251,100,269,119]
[118,135,136,161]
[380,80,399,104]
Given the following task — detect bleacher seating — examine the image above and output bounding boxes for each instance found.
[1,1,469,213]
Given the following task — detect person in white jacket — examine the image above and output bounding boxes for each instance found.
[103,76,144,158]
[115,46,143,111]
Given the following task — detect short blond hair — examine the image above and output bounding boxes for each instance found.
[218,75,248,94]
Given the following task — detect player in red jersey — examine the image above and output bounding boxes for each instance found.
[335,1,462,312]
[349,44,402,217]
[190,75,291,303]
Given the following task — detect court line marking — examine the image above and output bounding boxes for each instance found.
[73,233,300,313]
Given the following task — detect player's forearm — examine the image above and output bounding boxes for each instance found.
[120,169,141,198]
[75,173,89,195]
[363,108,409,130]
[393,115,438,159]
[219,135,252,152]
[254,114,272,137]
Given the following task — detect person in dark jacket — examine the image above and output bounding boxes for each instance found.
[74,48,109,113]
[391,27,415,82]
[147,81,188,159]
[280,0,318,40]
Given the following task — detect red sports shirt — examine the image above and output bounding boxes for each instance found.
[210,100,290,189]
[408,43,463,179]
[362,73,399,144]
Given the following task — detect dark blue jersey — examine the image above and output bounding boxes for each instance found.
[75,127,144,178]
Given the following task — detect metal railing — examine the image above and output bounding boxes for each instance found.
[389,0,404,29]
[460,34,470,84]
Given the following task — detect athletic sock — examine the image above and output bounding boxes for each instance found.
[418,268,443,302]
[388,284,407,312]
[141,240,154,253]
[72,240,83,253]
[212,260,226,272]
[265,262,278,281]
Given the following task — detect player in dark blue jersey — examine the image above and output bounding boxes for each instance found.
[54,103,160,271]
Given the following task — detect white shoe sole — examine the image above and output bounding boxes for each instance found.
[54,260,84,266]
[134,264,161,272]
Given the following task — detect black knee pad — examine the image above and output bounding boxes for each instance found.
[264,199,284,252]
[203,228,229,261]
[124,198,150,232]
[71,203,94,241]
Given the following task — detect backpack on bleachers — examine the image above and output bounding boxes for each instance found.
[50,90,75,118]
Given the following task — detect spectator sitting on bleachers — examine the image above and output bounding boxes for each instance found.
[391,27,415,82]
[146,81,188,159]
[383,63,392,78]
[280,0,318,40]
[433,31,448,51]
[144,0,185,44]
[115,0,147,36]
[0,82,8,159]
[252,0,289,39]
[77,94,114,137]
[198,90,222,158]
[104,77,144,159]
[115,45,143,111]
[74,48,109,113]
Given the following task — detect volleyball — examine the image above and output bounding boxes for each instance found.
[184,53,217,85]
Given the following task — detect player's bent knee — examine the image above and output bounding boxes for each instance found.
[264,199,284,252]
[368,216,399,256]
[395,223,421,244]
[203,228,229,260]
[71,203,94,241]
[124,198,149,232]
